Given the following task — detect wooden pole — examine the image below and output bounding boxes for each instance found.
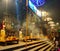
[25,0,28,47]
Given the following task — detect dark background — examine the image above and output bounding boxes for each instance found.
[42,0,60,23]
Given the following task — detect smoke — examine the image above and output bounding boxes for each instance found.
[22,13,40,36]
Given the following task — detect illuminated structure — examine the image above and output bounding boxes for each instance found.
[29,0,45,17]
[30,0,45,7]
[29,0,47,35]
[15,0,26,25]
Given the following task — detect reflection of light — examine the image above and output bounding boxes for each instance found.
[3,25,5,28]
[42,11,46,16]
[44,17,52,21]
[46,17,52,21]
[32,22,35,24]
[29,0,37,13]
[50,24,55,26]
[51,26,54,29]
[48,21,54,24]
[4,0,11,4]
[56,22,59,26]
[36,10,41,17]
[6,0,8,3]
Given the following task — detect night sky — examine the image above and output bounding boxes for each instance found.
[0,0,60,23]
[42,0,60,23]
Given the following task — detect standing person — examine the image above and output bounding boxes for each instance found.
[55,34,59,50]
[19,29,23,41]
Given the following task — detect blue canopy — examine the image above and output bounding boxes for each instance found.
[30,0,45,7]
